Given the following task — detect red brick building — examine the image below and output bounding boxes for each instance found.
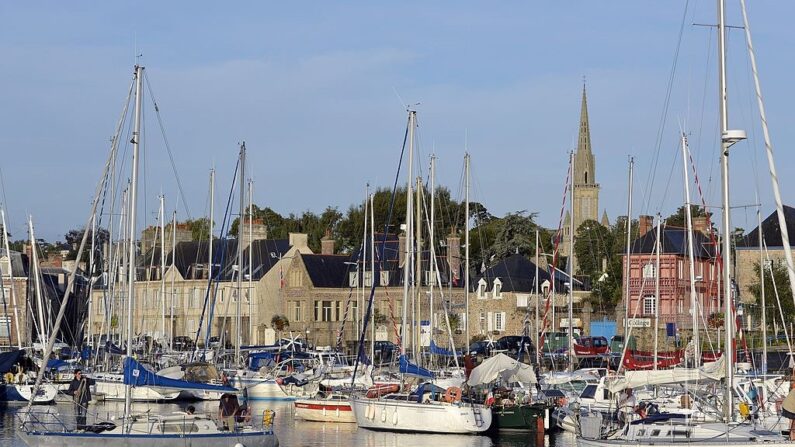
[622,216,722,331]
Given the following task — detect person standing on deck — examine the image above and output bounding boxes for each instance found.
[66,369,95,431]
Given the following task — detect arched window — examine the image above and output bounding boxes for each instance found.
[584,171,588,184]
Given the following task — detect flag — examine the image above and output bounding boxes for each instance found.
[279,265,285,289]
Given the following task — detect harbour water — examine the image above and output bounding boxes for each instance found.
[0,399,575,447]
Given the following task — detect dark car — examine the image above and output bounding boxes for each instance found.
[468,340,494,357]
[173,336,196,351]
[373,341,399,363]
[496,336,536,361]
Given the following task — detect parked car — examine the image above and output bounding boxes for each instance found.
[172,336,195,351]
[496,335,536,360]
[573,336,609,357]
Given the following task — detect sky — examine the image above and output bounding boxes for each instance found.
[1,1,794,242]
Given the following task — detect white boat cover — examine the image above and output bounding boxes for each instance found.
[605,355,726,393]
[542,368,602,385]
[466,353,537,387]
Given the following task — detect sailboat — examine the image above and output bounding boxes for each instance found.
[17,64,278,447]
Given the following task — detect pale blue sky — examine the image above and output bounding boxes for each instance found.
[1,1,793,241]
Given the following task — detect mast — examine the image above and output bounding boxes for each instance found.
[124,64,144,417]
[236,143,246,365]
[361,184,368,352]
[159,195,166,341]
[739,0,795,319]
[208,168,215,302]
[170,210,176,351]
[87,213,96,348]
[429,156,436,360]
[2,209,22,348]
[534,229,540,365]
[567,151,575,372]
[29,217,47,345]
[681,134,700,366]
[758,209,767,374]
[370,192,376,361]
[464,153,471,349]
[414,176,422,360]
[401,111,415,355]
[624,158,633,354]
[717,0,745,420]
[654,215,661,371]
[248,179,254,344]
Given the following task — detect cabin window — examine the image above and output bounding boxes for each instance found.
[651,429,661,437]
[643,295,657,316]
[580,384,596,399]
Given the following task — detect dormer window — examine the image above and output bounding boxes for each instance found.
[493,278,503,299]
[477,278,487,299]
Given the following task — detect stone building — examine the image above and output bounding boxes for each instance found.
[735,206,795,329]
[88,221,311,347]
[1,249,29,347]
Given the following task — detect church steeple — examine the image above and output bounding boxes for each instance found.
[577,82,591,156]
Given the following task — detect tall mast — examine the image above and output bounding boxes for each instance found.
[236,143,246,365]
[370,192,376,361]
[414,176,422,360]
[124,64,144,417]
[429,156,436,357]
[717,0,745,420]
[464,153,471,349]
[170,210,176,351]
[534,229,540,365]
[624,158,633,356]
[758,209,767,374]
[401,111,415,355]
[361,184,369,351]
[248,179,254,344]
[87,214,96,348]
[567,151,575,372]
[159,195,166,341]
[654,215,661,371]
[29,217,47,345]
[681,134,700,366]
[208,168,215,292]
[2,208,22,348]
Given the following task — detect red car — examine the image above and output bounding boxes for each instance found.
[573,336,609,357]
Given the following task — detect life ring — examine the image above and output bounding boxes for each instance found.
[444,386,463,403]
[557,397,568,407]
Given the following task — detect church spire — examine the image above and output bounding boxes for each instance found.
[577,82,591,155]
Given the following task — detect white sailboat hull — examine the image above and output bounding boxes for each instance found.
[294,398,355,423]
[18,430,278,447]
[350,397,492,434]
[0,383,57,403]
[92,380,180,402]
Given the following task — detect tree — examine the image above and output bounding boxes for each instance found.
[489,211,539,261]
[665,205,711,228]
[64,227,110,263]
[271,314,290,332]
[183,218,212,241]
[747,260,794,330]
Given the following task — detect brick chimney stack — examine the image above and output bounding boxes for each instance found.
[639,215,654,237]
[321,229,335,255]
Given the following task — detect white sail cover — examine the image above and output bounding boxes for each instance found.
[467,353,537,387]
[605,355,726,393]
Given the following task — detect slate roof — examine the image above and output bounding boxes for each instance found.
[302,254,356,288]
[630,226,716,259]
[736,206,795,248]
[473,254,555,293]
[0,249,29,277]
[138,238,291,281]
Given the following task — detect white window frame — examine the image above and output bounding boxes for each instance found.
[380,271,390,286]
[494,312,506,332]
[363,271,373,287]
[477,278,488,299]
[516,294,529,308]
[643,263,656,279]
[349,272,358,288]
[643,295,657,316]
[493,278,503,299]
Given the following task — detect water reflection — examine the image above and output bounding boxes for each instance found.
[1,399,576,447]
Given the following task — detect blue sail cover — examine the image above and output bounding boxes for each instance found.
[123,357,237,393]
[0,350,23,374]
[398,355,434,379]
[429,341,461,357]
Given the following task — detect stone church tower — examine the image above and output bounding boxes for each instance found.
[562,85,602,268]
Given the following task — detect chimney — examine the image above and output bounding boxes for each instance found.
[289,233,309,251]
[240,217,269,250]
[446,232,461,283]
[321,229,335,255]
[639,215,654,237]
[692,216,709,234]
